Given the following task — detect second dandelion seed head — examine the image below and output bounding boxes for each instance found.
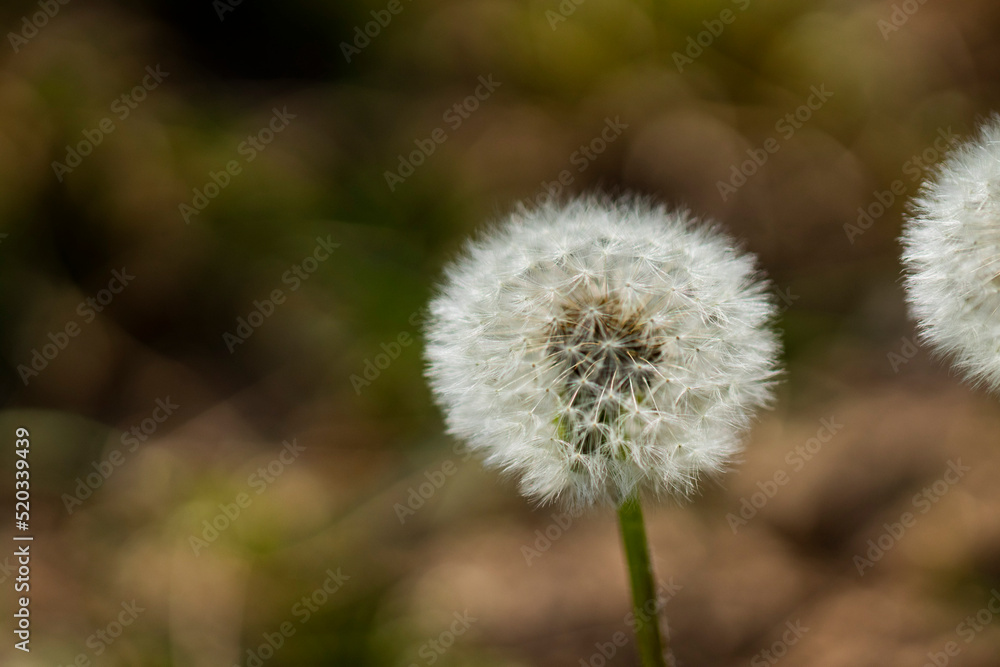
[903,116,1000,392]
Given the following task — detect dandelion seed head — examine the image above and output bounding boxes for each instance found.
[424,197,781,509]
[902,116,1000,392]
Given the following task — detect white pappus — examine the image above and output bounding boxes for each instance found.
[902,116,1000,393]
[424,197,782,509]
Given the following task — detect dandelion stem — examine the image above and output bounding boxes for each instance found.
[617,495,668,667]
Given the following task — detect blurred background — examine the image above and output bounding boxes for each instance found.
[2,0,1000,664]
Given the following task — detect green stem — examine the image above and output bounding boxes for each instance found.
[617,495,668,667]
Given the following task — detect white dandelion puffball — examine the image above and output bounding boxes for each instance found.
[902,117,1000,392]
[424,198,781,508]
